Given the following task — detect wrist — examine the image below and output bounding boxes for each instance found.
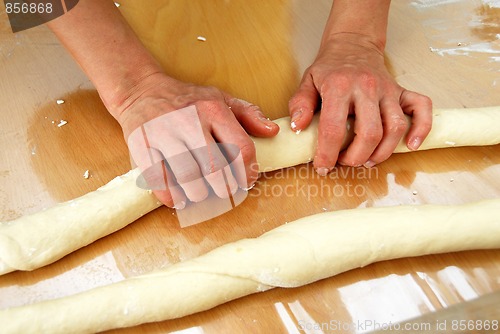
[322,0,390,54]
[99,63,166,117]
[320,32,386,56]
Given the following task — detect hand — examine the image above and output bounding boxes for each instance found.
[289,33,432,175]
[115,73,279,208]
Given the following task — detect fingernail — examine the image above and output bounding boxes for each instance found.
[257,115,274,128]
[173,200,186,210]
[338,160,361,167]
[408,137,422,151]
[290,109,303,130]
[316,167,330,176]
[242,182,256,191]
[364,160,376,168]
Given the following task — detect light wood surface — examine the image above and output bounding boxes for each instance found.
[1,0,499,333]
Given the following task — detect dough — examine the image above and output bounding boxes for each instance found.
[0,169,161,275]
[254,106,500,171]
[1,106,499,275]
[2,198,499,333]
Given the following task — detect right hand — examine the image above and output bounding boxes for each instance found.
[115,73,279,209]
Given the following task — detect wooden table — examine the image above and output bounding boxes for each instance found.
[1,0,499,332]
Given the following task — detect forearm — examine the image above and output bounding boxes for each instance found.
[47,0,165,118]
[321,0,391,52]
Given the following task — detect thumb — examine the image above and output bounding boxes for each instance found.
[288,73,319,132]
[226,96,279,138]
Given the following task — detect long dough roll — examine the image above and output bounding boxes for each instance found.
[1,106,500,275]
[2,198,500,333]
[0,169,161,275]
[254,106,500,171]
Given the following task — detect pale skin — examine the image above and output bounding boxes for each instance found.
[47,0,432,208]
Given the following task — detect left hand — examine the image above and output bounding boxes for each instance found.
[288,33,432,175]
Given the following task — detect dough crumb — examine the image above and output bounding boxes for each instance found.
[450,178,455,182]
[83,170,90,179]
[57,120,68,127]
[114,2,120,7]
[56,99,65,105]
[445,141,456,146]
[412,190,418,195]
[197,36,207,42]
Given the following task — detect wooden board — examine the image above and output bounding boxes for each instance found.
[1,0,499,332]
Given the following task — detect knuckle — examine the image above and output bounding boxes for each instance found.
[321,123,345,141]
[387,115,408,135]
[244,103,261,115]
[418,95,433,109]
[359,72,377,91]
[360,126,383,143]
[201,85,222,97]
[288,95,302,108]
[200,156,226,176]
[197,100,222,114]
[174,165,200,184]
[322,74,352,95]
[239,139,256,163]
[420,117,433,129]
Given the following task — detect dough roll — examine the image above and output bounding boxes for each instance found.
[1,106,500,275]
[254,106,500,171]
[2,198,500,333]
[0,169,161,275]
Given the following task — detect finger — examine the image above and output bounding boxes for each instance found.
[313,96,350,175]
[155,141,209,203]
[288,73,318,132]
[364,99,408,167]
[189,139,238,198]
[150,160,187,209]
[400,90,433,150]
[226,97,279,137]
[127,128,186,208]
[338,98,383,167]
[211,110,259,188]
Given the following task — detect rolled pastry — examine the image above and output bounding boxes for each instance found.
[1,107,500,275]
[2,198,499,333]
[0,169,161,275]
[254,106,500,171]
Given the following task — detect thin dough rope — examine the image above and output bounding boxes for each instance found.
[1,198,500,333]
[1,107,500,275]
